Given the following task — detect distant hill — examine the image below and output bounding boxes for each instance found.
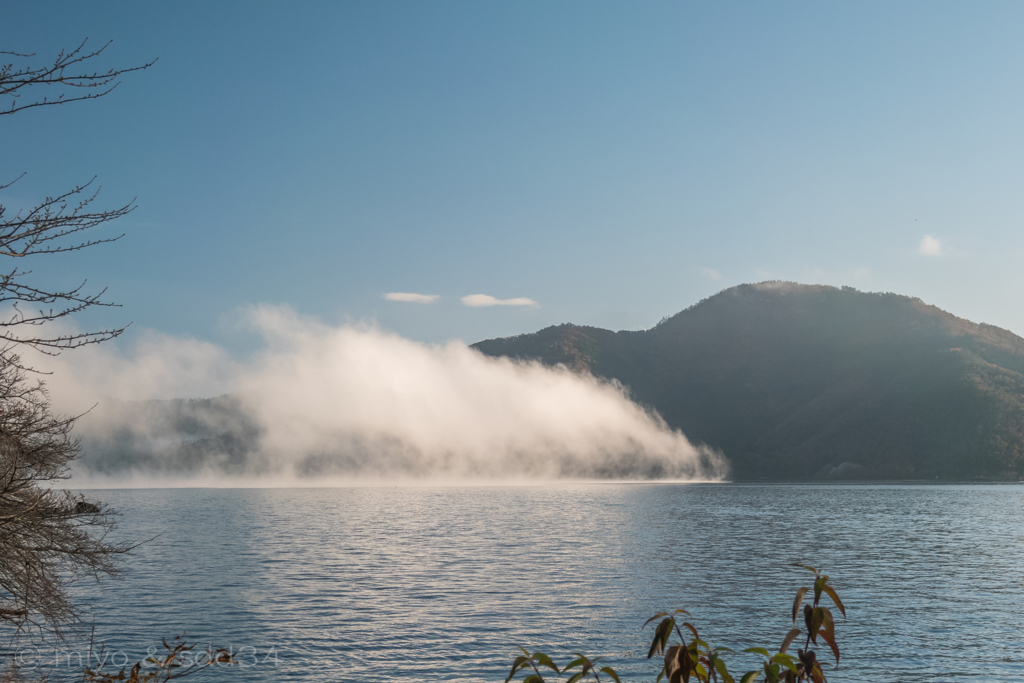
[473,283,1024,480]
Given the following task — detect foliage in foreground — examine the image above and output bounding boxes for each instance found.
[83,635,235,683]
[1,635,236,683]
[506,566,846,683]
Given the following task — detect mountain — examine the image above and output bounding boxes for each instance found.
[472,283,1024,480]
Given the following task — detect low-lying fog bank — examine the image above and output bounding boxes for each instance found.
[36,306,726,484]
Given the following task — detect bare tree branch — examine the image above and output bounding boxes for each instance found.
[0,39,155,117]
[0,40,151,646]
[0,40,151,355]
[0,357,134,639]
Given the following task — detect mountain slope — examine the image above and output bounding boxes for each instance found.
[473,283,1024,480]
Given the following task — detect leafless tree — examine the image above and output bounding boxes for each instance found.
[0,39,151,649]
[0,356,131,639]
[0,39,154,353]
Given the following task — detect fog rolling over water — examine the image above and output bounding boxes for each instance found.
[41,306,725,483]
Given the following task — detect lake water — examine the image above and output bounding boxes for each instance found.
[13,483,1024,681]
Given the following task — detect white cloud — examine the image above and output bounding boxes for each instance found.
[700,267,722,281]
[34,306,725,483]
[461,294,538,308]
[918,235,944,257]
[384,292,439,303]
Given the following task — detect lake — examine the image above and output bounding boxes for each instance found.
[14,483,1024,681]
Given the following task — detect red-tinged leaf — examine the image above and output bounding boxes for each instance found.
[600,666,623,683]
[665,646,684,683]
[810,662,827,683]
[673,608,692,616]
[818,628,840,666]
[820,607,835,637]
[821,585,846,618]
[779,629,801,655]
[744,647,770,657]
[682,644,695,683]
[791,587,809,624]
[715,657,736,683]
[792,564,818,574]
[683,622,700,639]
[533,653,559,674]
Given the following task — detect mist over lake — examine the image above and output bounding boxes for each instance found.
[28,483,1022,682]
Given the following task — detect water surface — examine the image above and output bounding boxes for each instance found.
[19,483,1024,681]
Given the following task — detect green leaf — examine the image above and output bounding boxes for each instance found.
[563,657,586,672]
[821,584,846,618]
[792,564,818,574]
[649,618,674,658]
[739,672,760,683]
[600,666,622,683]
[714,647,735,654]
[533,653,560,675]
[644,612,670,628]
[573,653,596,677]
[715,658,736,683]
[779,628,801,654]
[813,577,825,604]
[770,654,799,674]
[566,675,583,683]
[522,676,544,683]
[810,607,826,644]
[743,648,770,658]
[791,587,808,624]
[506,655,531,682]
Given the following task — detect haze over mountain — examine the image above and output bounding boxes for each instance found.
[474,283,1024,480]
[70,283,1024,482]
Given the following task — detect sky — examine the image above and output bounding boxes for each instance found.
[4,1,1024,356]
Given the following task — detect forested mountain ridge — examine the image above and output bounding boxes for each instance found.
[472,282,1024,480]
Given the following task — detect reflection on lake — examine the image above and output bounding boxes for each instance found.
[30,483,1024,681]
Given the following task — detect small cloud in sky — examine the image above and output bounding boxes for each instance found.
[700,267,722,281]
[384,292,439,304]
[918,235,944,257]
[461,294,538,308]
[852,267,871,281]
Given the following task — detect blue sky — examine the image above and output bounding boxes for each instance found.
[4,2,1024,353]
